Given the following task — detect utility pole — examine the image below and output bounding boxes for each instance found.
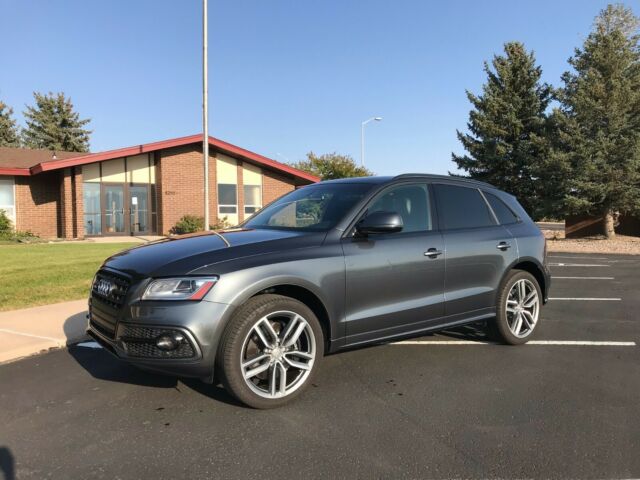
[203,0,210,231]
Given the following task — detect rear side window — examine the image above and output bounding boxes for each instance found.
[434,184,496,230]
[484,192,519,225]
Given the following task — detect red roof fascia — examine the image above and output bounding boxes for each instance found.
[209,137,320,183]
[29,134,320,183]
[0,167,31,176]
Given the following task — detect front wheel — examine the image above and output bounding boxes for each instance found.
[218,294,323,408]
[489,270,542,345]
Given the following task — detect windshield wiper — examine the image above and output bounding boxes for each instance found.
[211,230,230,247]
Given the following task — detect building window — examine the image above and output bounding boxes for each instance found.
[83,183,101,235]
[218,183,237,215]
[0,177,15,225]
[244,184,262,216]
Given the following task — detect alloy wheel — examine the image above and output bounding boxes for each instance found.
[240,310,316,399]
[505,279,540,338]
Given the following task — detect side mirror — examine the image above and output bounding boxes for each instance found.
[356,211,403,235]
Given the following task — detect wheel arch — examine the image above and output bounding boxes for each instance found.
[253,284,332,347]
[502,257,548,303]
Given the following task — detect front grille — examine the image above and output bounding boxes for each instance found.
[89,306,118,339]
[119,324,196,359]
[91,270,131,308]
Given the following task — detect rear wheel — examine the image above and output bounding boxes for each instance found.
[218,294,323,408]
[489,270,541,345]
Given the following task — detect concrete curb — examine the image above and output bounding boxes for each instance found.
[0,299,89,364]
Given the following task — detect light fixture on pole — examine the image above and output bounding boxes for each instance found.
[202,0,210,231]
[361,116,382,167]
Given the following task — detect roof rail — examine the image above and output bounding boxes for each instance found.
[392,173,494,188]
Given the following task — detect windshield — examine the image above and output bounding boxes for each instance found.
[243,183,374,231]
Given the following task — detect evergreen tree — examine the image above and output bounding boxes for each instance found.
[22,92,91,152]
[452,42,554,219]
[0,100,21,147]
[291,152,373,180]
[557,4,640,238]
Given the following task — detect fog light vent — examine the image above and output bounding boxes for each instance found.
[156,333,185,351]
[119,325,196,359]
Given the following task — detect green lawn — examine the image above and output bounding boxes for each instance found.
[0,243,135,311]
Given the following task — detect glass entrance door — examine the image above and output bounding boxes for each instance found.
[103,185,125,234]
[129,185,149,234]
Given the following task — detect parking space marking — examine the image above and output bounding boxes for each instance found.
[549,263,610,267]
[551,276,614,280]
[393,340,636,346]
[549,255,611,260]
[549,297,621,301]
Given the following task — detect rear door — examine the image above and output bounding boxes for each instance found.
[433,183,518,317]
[342,182,445,345]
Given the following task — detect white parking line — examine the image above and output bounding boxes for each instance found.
[551,276,614,280]
[549,263,610,267]
[549,255,611,260]
[548,297,621,301]
[393,340,636,346]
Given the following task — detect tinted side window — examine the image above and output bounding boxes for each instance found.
[368,184,432,233]
[434,184,496,230]
[484,192,519,225]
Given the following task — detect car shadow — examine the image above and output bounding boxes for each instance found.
[437,321,494,342]
[62,310,90,345]
[66,345,245,407]
[0,446,15,480]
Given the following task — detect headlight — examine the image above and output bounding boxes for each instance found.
[142,277,218,301]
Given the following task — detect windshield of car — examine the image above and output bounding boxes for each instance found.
[242,183,374,231]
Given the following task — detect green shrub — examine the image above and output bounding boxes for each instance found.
[0,209,12,234]
[171,215,205,235]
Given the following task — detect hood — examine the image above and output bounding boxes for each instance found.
[102,228,324,278]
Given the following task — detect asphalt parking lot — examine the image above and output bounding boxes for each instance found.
[1,252,639,479]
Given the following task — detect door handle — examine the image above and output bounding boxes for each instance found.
[424,248,443,259]
[497,241,511,251]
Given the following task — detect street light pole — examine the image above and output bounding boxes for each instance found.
[203,0,210,231]
[360,116,382,167]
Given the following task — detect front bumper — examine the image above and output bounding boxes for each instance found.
[87,298,234,382]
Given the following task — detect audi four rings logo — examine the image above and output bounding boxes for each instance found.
[96,279,115,297]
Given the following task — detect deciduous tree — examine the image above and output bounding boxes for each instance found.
[291,152,373,180]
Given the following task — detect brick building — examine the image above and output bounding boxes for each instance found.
[0,134,318,238]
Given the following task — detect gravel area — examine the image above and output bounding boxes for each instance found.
[542,229,640,255]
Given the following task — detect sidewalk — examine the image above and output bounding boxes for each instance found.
[0,299,89,363]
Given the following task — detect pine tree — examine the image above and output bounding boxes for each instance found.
[22,92,91,152]
[452,42,554,219]
[0,100,21,147]
[557,4,640,239]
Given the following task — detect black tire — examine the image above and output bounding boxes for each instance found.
[489,270,542,345]
[217,294,324,409]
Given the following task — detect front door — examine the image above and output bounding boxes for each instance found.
[342,183,445,345]
[103,184,125,235]
[129,185,150,234]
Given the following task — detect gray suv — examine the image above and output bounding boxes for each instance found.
[88,174,550,408]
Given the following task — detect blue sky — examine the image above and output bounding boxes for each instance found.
[0,0,631,175]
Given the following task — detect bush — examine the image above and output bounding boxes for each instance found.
[171,215,204,235]
[0,209,12,234]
